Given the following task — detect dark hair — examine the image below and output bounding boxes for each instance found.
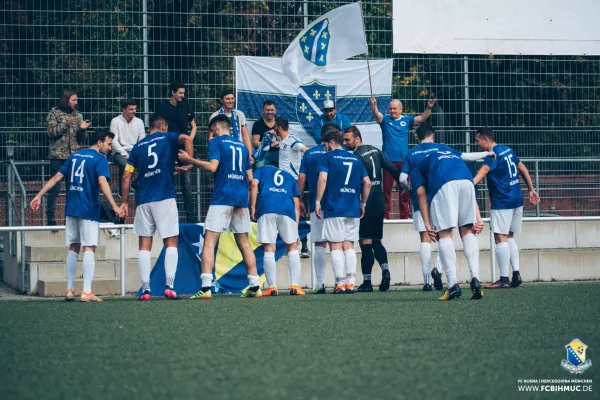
[475,127,494,141]
[344,126,361,140]
[322,126,343,145]
[321,123,340,137]
[169,82,185,96]
[120,98,137,110]
[263,100,275,107]
[220,88,235,99]
[149,113,167,130]
[209,114,231,131]
[90,129,115,146]
[58,89,77,110]
[275,116,289,131]
[416,124,435,141]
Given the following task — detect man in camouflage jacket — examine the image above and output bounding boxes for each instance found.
[46,90,91,225]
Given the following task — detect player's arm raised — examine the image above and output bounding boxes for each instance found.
[517,162,540,205]
[360,176,371,219]
[98,176,125,218]
[473,164,491,186]
[369,97,384,124]
[414,98,436,124]
[30,172,64,212]
[417,185,436,242]
[315,171,328,219]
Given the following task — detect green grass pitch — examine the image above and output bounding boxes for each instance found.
[0,283,598,400]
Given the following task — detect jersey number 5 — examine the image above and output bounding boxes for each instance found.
[148,143,158,169]
[505,154,517,178]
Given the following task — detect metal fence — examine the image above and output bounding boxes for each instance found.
[1,0,599,225]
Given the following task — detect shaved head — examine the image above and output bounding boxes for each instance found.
[389,99,404,118]
[390,99,402,108]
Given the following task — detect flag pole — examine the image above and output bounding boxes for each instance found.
[366,51,374,98]
[359,1,373,98]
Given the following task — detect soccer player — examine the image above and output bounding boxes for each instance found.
[250,165,303,296]
[315,127,371,294]
[343,126,399,292]
[400,125,494,291]
[275,116,311,258]
[414,147,487,301]
[178,114,262,299]
[473,127,540,288]
[297,125,331,294]
[120,114,194,300]
[30,130,124,302]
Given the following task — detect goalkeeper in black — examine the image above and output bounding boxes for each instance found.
[343,126,400,292]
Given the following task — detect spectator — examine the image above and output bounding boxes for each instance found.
[110,98,145,197]
[311,100,352,143]
[369,97,436,219]
[251,100,279,168]
[158,82,198,223]
[46,89,91,226]
[209,89,253,162]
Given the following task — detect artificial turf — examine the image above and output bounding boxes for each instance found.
[0,283,598,400]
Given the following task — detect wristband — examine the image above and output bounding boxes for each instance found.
[315,200,321,205]
[361,202,367,207]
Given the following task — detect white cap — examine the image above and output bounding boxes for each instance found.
[322,99,335,109]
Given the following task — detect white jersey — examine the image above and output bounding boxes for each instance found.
[279,134,304,180]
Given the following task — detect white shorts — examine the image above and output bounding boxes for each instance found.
[204,205,251,233]
[134,198,179,239]
[65,216,99,246]
[256,213,298,244]
[491,207,523,235]
[430,180,477,232]
[323,217,360,243]
[310,212,326,243]
[413,209,426,232]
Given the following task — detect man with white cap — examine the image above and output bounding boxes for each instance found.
[311,99,352,143]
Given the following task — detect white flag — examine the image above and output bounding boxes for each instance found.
[282,2,368,88]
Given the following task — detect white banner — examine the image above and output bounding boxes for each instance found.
[393,0,600,55]
[235,56,393,147]
[282,2,368,88]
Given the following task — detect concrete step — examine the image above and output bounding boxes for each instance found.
[38,278,121,297]
[25,245,107,262]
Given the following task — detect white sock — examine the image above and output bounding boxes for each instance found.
[248,274,259,287]
[462,233,480,280]
[433,255,442,271]
[165,247,178,288]
[201,273,213,288]
[344,249,357,285]
[138,250,152,292]
[66,250,77,290]
[438,237,457,287]
[331,249,345,285]
[496,242,510,278]
[82,251,95,293]
[264,252,277,287]
[288,250,301,286]
[419,242,432,284]
[314,246,326,286]
[508,238,520,272]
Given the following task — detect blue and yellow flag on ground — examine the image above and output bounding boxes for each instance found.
[138,222,310,295]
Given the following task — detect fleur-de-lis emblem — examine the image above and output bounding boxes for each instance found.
[299,103,307,112]
[304,46,309,54]
[301,36,307,43]
[313,90,320,99]
[321,42,327,50]
[324,90,332,100]
[322,31,328,39]
[306,112,314,122]
[310,29,316,36]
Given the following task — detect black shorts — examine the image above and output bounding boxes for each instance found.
[359,215,384,240]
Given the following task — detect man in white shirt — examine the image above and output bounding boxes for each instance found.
[110,98,146,197]
[275,116,311,257]
[208,89,254,163]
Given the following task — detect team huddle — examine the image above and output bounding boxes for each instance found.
[30,96,540,302]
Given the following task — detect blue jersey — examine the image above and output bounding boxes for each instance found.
[59,149,111,222]
[255,166,300,222]
[299,144,326,212]
[380,114,415,162]
[484,144,523,210]
[209,135,251,207]
[127,132,180,206]
[415,148,472,200]
[403,143,461,212]
[312,112,352,142]
[317,149,368,218]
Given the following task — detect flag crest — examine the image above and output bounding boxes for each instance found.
[300,19,331,67]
